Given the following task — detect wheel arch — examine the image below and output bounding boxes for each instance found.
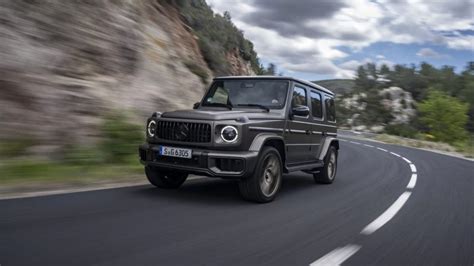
[318,137,339,161]
[249,133,286,165]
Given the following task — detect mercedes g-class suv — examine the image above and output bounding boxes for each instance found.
[139,76,339,202]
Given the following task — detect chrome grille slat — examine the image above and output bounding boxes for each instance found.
[156,121,211,143]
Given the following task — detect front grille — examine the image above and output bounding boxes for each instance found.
[157,121,211,143]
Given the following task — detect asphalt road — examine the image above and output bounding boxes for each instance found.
[1,139,473,265]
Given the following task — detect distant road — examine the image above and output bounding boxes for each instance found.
[338,129,377,138]
[1,138,473,265]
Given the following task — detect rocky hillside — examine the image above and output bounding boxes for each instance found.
[335,62,473,143]
[0,0,259,151]
[339,87,416,132]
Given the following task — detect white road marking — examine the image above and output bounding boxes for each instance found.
[361,191,412,235]
[310,244,361,266]
[310,142,419,264]
[407,173,417,189]
[409,164,417,173]
[339,139,348,142]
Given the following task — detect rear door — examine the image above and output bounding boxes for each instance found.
[324,95,337,136]
[310,90,324,161]
[286,84,313,164]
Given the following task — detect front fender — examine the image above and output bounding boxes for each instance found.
[249,133,284,152]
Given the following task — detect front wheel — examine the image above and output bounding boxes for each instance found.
[145,166,188,189]
[239,147,282,203]
[313,146,338,184]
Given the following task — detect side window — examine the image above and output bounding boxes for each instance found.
[310,91,322,118]
[292,86,307,107]
[325,97,336,122]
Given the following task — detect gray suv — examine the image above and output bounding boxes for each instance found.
[139,76,339,202]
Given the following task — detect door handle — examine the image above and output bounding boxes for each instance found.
[306,130,311,135]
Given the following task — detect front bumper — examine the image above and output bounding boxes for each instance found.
[138,143,258,179]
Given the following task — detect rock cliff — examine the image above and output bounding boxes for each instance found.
[0,0,257,149]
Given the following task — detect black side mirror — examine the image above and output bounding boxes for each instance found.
[291,105,310,117]
[193,102,200,109]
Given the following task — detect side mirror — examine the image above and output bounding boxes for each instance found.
[193,102,200,109]
[291,105,310,117]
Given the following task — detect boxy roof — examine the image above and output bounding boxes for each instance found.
[214,76,335,96]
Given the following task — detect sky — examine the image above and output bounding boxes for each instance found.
[206,0,474,81]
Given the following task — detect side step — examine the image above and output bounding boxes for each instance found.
[285,161,324,173]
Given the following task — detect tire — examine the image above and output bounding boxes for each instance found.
[314,146,338,184]
[239,147,283,203]
[145,166,188,189]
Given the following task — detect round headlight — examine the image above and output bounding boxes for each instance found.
[147,120,157,137]
[220,126,238,143]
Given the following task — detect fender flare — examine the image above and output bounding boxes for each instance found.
[318,137,339,161]
[249,133,285,152]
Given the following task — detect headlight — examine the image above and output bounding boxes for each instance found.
[147,120,157,137]
[220,125,238,143]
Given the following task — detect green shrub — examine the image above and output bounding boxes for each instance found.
[177,0,262,74]
[418,90,469,143]
[400,98,407,109]
[184,61,208,84]
[197,36,228,75]
[385,124,418,138]
[64,146,105,165]
[0,138,36,158]
[100,113,144,163]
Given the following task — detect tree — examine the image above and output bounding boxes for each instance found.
[418,90,469,143]
[354,65,371,90]
[380,64,390,76]
[223,11,231,21]
[260,63,276,75]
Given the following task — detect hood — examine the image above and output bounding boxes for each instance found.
[161,108,284,121]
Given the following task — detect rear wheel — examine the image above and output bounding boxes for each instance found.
[239,147,282,203]
[314,146,338,184]
[145,166,188,189]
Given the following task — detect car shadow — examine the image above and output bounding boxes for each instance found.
[132,172,319,205]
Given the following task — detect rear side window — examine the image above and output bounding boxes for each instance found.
[310,91,322,118]
[325,97,336,122]
[292,86,307,107]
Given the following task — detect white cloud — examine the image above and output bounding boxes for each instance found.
[444,35,474,50]
[207,0,473,78]
[416,48,446,58]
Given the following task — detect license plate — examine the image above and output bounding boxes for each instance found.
[158,146,192,159]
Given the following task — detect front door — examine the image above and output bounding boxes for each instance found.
[286,85,313,164]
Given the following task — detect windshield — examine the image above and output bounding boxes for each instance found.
[202,79,289,109]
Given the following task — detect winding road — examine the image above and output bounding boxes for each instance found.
[1,137,473,265]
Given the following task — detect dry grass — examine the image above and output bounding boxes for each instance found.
[373,134,474,158]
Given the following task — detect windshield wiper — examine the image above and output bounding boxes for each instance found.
[206,102,232,110]
[237,104,270,112]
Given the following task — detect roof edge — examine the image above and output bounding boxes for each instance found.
[213,76,334,95]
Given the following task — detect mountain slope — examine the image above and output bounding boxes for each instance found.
[313,79,355,95]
